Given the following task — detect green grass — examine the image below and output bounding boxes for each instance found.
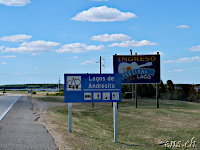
[35,96,64,103]
[45,99,200,150]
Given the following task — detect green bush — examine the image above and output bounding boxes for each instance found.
[46,92,64,96]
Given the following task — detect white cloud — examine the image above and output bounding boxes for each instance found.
[34,67,38,70]
[71,6,137,22]
[167,69,183,74]
[137,51,164,56]
[173,69,183,72]
[0,34,32,42]
[56,43,105,53]
[0,62,7,65]
[175,25,190,29]
[164,56,200,63]
[0,0,31,6]
[189,45,200,51]
[79,59,95,65]
[0,46,4,50]
[91,33,131,42]
[0,55,16,58]
[3,40,60,55]
[108,40,158,47]
[69,56,79,59]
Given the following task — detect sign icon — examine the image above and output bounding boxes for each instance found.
[67,76,81,91]
[93,92,101,100]
[112,92,119,100]
[103,92,110,100]
[84,92,92,100]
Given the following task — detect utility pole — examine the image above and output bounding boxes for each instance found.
[97,56,105,74]
[93,56,105,108]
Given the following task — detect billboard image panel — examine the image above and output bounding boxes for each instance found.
[113,54,160,84]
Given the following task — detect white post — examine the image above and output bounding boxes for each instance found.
[113,102,117,142]
[68,103,72,132]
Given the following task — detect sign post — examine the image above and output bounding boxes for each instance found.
[113,102,117,142]
[156,84,159,108]
[30,89,33,98]
[68,103,72,132]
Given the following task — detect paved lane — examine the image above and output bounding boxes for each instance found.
[0,94,22,121]
[0,96,58,150]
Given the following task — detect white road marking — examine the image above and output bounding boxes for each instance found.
[0,95,22,122]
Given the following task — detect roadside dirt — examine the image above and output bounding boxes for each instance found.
[29,97,71,150]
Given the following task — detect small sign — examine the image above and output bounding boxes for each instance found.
[113,54,160,84]
[30,89,33,93]
[28,90,31,93]
[64,74,122,103]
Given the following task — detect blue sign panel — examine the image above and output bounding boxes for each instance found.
[64,74,122,103]
[113,54,160,84]
[28,90,31,93]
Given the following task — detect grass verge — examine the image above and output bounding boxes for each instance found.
[45,99,200,150]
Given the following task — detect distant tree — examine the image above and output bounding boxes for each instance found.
[159,80,166,93]
[166,80,174,91]
[138,84,155,98]
[3,86,5,91]
[179,84,192,99]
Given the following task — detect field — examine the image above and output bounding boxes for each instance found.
[5,91,200,149]
[37,96,199,150]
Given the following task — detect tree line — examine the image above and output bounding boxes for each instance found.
[122,80,200,103]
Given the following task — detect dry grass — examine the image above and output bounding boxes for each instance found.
[44,99,200,150]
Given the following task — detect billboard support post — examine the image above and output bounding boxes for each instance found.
[135,84,137,108]
[113,102,117,142]
[156,84,159,108]
[156,52,159,108]
[135,53,138,108]
[68,103,72,132]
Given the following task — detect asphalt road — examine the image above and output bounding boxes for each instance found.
[0,94,21,121]
[0,95,58,150]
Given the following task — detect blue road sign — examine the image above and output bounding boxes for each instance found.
[64,74,122,103]
[28,90,31,93]
[113,54,160,84]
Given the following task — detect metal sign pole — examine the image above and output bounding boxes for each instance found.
[68,103,72,132]
[113,102,117,142]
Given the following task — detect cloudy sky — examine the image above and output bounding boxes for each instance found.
[0,0,200,84]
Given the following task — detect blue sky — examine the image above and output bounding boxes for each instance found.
[0,0,200,85]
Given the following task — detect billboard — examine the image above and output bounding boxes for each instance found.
[113,54,160,84]
[64,73,122,103]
